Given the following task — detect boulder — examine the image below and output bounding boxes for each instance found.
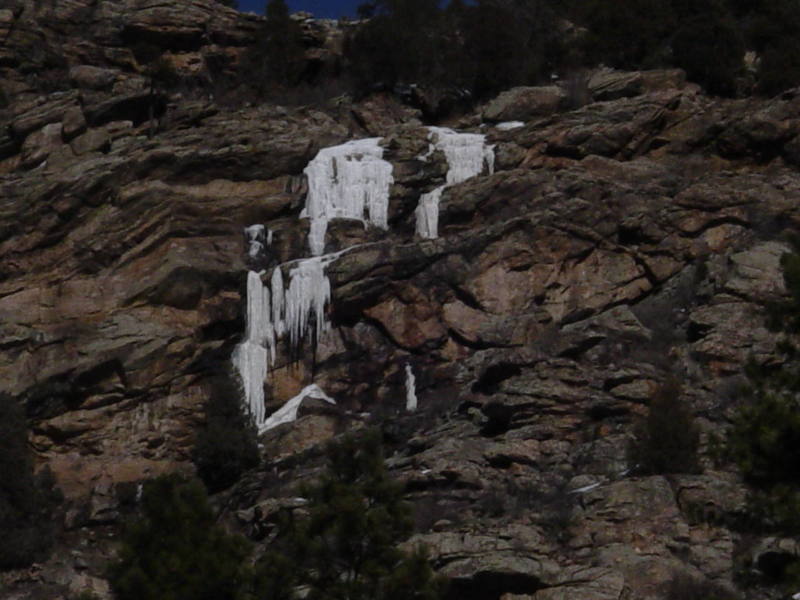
[588,68,644,101]
[483,86,566,122]
[68,65,118,90]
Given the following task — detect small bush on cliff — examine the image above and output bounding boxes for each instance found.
[253,429,445,600]
[192,373,260,493]
[0,393,62,570]
[108,474,251,600]
[726,243,800,535]
[628,379,701,475]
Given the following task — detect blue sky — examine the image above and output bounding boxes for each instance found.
[238,0,362,18]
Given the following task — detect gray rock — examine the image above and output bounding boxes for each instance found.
[483,86,566,122]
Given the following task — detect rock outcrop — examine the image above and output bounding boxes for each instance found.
[3,3,800,599]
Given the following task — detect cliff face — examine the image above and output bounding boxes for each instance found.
[3,1,800,599]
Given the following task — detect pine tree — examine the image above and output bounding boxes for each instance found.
[253,430,444,600]
[0,393,62,570]
[263,0,305,86]
[108,475,251,600]
[192,373,260,493]
[670,0,744,96]
[628,379,701,475]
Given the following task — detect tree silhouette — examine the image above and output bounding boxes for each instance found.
[253,430,444,600]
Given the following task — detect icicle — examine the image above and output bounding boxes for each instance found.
[284,256,332,352]
[414,127,495,239]
[415,186,444,240]
[302,138,394,256]
[270,266,285,339]
[404,363,418,412]
[259,384,336,433]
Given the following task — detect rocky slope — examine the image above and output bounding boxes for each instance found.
[3,1,800,599]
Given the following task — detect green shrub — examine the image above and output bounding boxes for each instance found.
[0,393,62,570]
[726,243,800,539]
[192,373,260,493]
[253,429,445,600]
[628,379,701,475]
[108,474,251,600]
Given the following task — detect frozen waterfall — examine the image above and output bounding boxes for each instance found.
[415,127,494,239]
[233,270,275,426]
[302,138,394,256]
[233,257,334,430]
[283,256,332,351]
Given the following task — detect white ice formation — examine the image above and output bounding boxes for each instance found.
[245,224,267,259]
[415,127,495,239]
[259,384,336,433]
[495,121,525,131]
[284,256,332,351]
[232,270,275,426]
[302,138,394,256]
[404,363,418,412]
[237,128,492,431]
[233,249,338,430]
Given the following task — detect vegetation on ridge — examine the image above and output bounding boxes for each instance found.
[0,393,62,570]
[110,431,442,600]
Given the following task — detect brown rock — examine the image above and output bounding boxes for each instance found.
[62,106,88,141]
[483,86,567,122]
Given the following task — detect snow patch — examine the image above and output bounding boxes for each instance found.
[259,383,336,433]
[302,138,394,256]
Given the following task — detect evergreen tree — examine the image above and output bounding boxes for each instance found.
[262,0,305,86]
[0,393,62,570]
[576,0,675,69]
[727,242,800,534]
[723,242,800,590]
[253,430,444,600]
[670,0,744,96]
[192,373,260,494]
[628,379,701,475]
[108,475,251,600]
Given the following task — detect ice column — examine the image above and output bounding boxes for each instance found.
[232,270,275,427]
[404,363,418,412]
[415,127,495,239]
[302,138,394,256]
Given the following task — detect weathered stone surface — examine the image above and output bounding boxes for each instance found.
[589,68,644,101]
[483,86,567,122]
[69,65,118,90]
[533,567,626,600]
[3,6,800,596]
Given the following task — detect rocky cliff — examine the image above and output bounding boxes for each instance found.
[3,1,800,599]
